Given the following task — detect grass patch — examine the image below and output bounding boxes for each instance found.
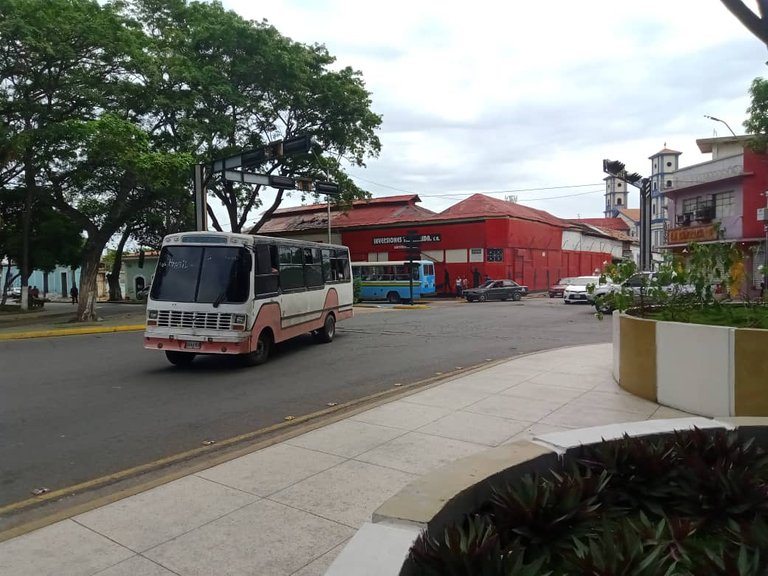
[0,304,22,313]
[646,304,768,329]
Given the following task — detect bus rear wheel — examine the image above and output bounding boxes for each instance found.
[165,351,195,366]
[315,314,336,344]
[243,330,272,366]
[386,291,401,304]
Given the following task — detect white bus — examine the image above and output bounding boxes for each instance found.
[144,231,353,366]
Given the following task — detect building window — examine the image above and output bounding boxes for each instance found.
[666,161,672,167]
[616,197,622,206]
[682,197,699,214]
[714,191,734,217]
[653,181,657,191]
[652,203,656,215]
[617,182,622,188]
[665,180,672,188]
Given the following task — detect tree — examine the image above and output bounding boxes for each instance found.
[721,0,768,46]
[0,188,83,304]
[744,77,768,151]
[0,0,141,310]
[47,114,192,320]
[122,0,382,233]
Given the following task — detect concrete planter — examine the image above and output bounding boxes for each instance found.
[613,312,768,417]
[325,417,752,576]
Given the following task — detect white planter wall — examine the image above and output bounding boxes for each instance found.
[656,322,733,417]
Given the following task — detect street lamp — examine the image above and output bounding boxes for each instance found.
[603,159,652,271]
[704,115,737,137]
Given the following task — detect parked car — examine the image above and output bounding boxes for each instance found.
[464,279,527,302]
[590,272,694,313]
[549,277,576,298]
[563,276,602,304]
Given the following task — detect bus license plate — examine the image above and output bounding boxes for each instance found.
[184,341,201,350]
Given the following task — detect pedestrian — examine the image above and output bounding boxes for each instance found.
[462,277,468,294]
[473,267,481,288]
[484,274,491,283]
[455,276,462,297]
[31,286,39,299]
[70,285,79,304]
[444,269,450,295]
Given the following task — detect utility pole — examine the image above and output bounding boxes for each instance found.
[404,230,421,304]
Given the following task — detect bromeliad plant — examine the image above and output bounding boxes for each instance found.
[404,428,768,576]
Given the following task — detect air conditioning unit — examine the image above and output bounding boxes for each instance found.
[758,207,768,221]
[676,214,691,226]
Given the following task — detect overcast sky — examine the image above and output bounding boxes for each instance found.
[223,0,768,222]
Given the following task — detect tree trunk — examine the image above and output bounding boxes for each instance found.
[76,241,106,322]
[109,228,131,300]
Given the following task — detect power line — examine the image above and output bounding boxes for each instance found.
[348,173,606,201]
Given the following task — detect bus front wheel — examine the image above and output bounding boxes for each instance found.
[165,351,195,366]
[315,314,336,344]
[387,291,401,304]
[243,330,272,366]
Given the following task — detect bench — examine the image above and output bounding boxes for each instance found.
[29,297,44,309]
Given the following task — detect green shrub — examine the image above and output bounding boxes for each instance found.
[353,277,361,303]
[405,429,768,576]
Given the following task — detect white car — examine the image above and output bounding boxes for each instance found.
[589,272,694,312]
[563,276,602,304]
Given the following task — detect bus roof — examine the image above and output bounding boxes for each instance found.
[351,260,433,266]
[162,231,347,251]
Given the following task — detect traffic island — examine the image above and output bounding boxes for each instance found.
[613,312,768,416]
[326,417,763,575]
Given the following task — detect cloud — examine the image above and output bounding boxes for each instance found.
[219,0,768,227]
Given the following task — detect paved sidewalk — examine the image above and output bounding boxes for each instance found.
[0,343,693,576]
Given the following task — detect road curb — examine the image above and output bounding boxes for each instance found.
[392,304,430,310]
[0,324,146,341]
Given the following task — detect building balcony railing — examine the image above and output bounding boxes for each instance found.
[665,154,745,192]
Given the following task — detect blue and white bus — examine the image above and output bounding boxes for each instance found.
[351,260,436,303]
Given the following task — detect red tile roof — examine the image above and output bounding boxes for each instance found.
[649,147,682,158]
[256,193,572,234]
[435,194,568,227]
[569,217,630,232]
[617,208,640,222]
[257,195,437,234]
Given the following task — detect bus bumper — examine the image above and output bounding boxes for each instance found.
[144,332,251,355]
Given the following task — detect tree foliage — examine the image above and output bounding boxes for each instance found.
[0,0,381,320]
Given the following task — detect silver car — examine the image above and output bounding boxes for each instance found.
[563,276,602,304]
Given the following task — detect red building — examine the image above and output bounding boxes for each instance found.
[664,136,768,292]
[258,194,620,292]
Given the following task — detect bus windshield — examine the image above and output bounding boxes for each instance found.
[151,245,251,304]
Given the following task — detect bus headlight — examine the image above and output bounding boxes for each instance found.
[148,310,158,319]
[233,314,246,324]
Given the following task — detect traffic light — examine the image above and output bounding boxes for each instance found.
[295,177,314,192]
[281,135,314,155]
[315,181,340,196]
[602,159,626,176]
[268,175,296,189]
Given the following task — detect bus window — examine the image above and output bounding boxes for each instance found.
[279,246,305,290]
[255,244,279,297]
[305,248,323,288]
[331,250,350,282]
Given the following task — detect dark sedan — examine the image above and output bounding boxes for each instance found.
[464,279,527,302]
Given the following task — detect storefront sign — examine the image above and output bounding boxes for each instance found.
[372,234,441,245]
[667,224,717,244]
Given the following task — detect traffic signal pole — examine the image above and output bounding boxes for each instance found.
[603,159,652,271]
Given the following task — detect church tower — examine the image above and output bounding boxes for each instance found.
[604,175,628,218]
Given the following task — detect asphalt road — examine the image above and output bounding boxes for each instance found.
[0,298,610,509]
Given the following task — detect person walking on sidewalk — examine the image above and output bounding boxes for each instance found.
[455,276,462,297]
[70,285,79,304]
